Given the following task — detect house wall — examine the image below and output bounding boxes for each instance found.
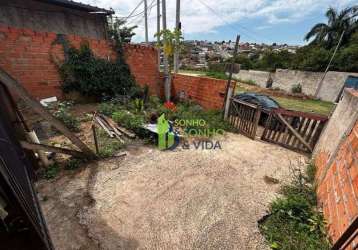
[314,89,358,248]
[233,69,358,102]
[0,24,159,99]
[0,0,107,39]
[171,74,235,110]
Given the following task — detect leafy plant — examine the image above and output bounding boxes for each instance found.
[43,163,60,179]
[64,158,82,170]
[291,83,303,94]
[53,101,80,132]
[96,128,123,158]
[259,164,331,250]
[60,43,136,98]
[155,29,183,57]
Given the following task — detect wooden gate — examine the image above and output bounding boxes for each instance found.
[261,108,328,153]
[227,98,261,139]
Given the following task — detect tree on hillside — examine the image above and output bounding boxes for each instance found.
[305,6,358,48]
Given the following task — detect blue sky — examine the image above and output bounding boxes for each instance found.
[84,0,356,45]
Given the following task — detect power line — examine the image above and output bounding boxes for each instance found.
[195,0,274,43]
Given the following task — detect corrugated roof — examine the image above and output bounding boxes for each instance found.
[36,0,115,15]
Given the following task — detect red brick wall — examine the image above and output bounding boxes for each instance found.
[315,120,358,248]
[171,74,235,110]
[123,44,161,96]
[0,24,159,99]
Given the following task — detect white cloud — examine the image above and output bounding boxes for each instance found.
[81,0,357,42]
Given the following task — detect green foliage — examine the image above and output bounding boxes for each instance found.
[205,71,229,80]
[60,43,136,98]
[43,163,60,179]
[259,164,331,250]
[64,158,82,170]
[155,29,184,56]
[98,102,122,116]
[107,18,137,44]
[112,110,145,132]
[305,6,358,49]
[52,101,80,132]
[96,128,123,158]
[291,83,302,94]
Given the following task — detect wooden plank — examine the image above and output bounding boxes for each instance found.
[0,67,96,159]
[275,108,328,121]
[277,113,313,152]
[20,141,86,158]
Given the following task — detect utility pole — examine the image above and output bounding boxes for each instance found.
[223,35,240,118]
[314,30,345,98]
[157,0,161,71]
[162,0,170,101]
[173,0,181,73]
[144,0,148,43]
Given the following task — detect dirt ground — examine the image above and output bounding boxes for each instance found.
[37,133,306,250]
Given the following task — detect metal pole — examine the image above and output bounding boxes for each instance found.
[144,0,149,43]
[162,0,170,101]
[173,0,181,73]
[157,0,161,71]
[314,30,345,98]
[222,35,240,117]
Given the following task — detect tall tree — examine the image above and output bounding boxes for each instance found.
[305,6,358,48]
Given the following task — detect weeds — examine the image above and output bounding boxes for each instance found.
[64,157,83,170]
[96,128,123,158]
[52,101,80,132]
[259,163,331,250]
[43,163,60,179]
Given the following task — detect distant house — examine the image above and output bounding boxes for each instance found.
[0,0,114,39]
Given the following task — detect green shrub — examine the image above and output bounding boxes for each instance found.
[259,164,330,250]
[291,83,302,94]
[98,102,121,116]
[60,43,136,98]
[53,101,80,132]
[112,110,145,131]
[96,128,123,158]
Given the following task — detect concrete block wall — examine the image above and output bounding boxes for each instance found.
[232,70,269,88]
[172,74,234,110]
[274,69,322,96]
[314,89,358,248]
[232,69,358,102]
[0,24,159,100]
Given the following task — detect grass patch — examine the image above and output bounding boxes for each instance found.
[273,97,334,116]
[205,71,229,80]
[235,84,334,116]
[259,164,331,250]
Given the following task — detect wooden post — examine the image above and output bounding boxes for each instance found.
[0,67,96,159]
[222,35,240,117]
[92,124,99,154]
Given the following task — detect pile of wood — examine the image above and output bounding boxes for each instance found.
[93,114,135,143]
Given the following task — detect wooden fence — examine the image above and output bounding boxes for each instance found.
[227,98,261,139]
[261,108,329,153]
